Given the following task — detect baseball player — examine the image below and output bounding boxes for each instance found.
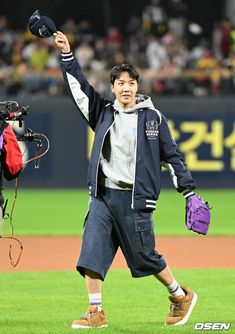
[54,31,198,329]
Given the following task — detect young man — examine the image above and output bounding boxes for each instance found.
[54,31,197,329]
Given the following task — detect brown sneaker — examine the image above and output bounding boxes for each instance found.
[165,286,197,326]
[72,305,107,329]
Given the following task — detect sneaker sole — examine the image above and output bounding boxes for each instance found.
[165,292,198,326]
[71,324,108,329]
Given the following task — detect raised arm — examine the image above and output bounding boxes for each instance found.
[54,32,110,130]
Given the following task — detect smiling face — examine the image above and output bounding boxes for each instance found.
[111,71,138,109]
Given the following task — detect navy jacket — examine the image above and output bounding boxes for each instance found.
[60,52,196,211]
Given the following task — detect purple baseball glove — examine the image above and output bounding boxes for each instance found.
[185,194,211,235]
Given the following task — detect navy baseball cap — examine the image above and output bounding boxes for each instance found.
[28,9,57,38]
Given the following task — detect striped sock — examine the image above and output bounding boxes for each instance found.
[167,280,185,297]
[89,293,102,311]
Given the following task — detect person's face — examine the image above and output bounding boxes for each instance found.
[111,72,138,109]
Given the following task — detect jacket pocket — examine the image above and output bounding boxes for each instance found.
[134,219,155,251]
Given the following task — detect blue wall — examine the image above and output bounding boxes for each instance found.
[155,96,235,189]
[3,95,235,188]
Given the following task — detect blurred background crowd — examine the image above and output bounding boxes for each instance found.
[1,0,235,98]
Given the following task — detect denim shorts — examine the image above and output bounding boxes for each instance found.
[77,187,167,280]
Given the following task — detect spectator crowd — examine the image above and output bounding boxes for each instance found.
[1,0,235,97]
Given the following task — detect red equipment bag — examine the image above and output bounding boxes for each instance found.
[2,124,23,181]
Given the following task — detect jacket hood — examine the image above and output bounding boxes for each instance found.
[114,94,156,113]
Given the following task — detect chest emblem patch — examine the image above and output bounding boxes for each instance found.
[145,120,159,139]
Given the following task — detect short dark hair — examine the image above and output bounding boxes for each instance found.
[110,64,139,85]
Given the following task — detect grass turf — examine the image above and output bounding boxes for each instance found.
[2,189,234,236]
[0,269,234,334]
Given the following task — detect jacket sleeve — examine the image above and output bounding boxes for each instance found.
[159,115,196,192]
[60,52,110,131]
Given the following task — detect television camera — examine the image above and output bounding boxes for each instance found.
[0,100,50,267]
[0,100,49,165]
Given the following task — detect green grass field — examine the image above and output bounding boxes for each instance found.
[1,188,234,334]
[2,188,234,236]
[0,269,234,334]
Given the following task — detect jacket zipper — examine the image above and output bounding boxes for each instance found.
[131,113,138,209]
[94,112,117,197]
